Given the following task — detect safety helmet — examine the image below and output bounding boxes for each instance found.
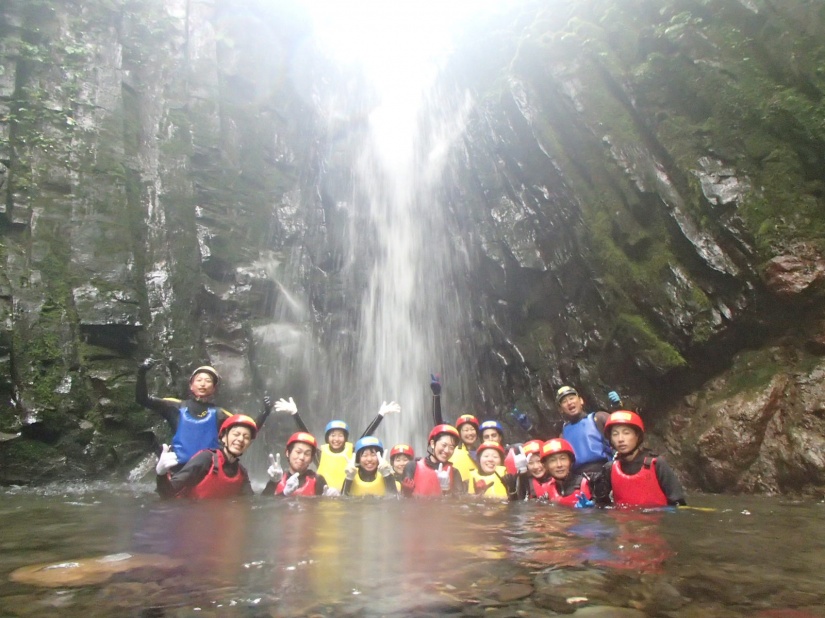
[541,438,576,463]
[522,439,544,458]
[476,441,505,459]
[603,410,645,439]
[455,414,480,430]
[555,385,579,405]
[324,420,350,441]
[479,420,504,439]
[219,414,257,439]
[428,424,460,444]
[286,431,318,452]
[389,444,415,460]
[354,436,384,463]
[190,365,220,387]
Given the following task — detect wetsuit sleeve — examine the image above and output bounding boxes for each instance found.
[515,472,531,500]
[432,392,443,426]
[315,474,328,496]
[167,450,213,496]
[503,473,519,501]
[382,474,398,495]
[591,463,613,506]
[342,478,353,496]
[593,411,610,435]
[135,370,180,428]
[655,458,687,506]
[240,473,254,496]
[254,402,271,430]
[360,414,384,439]
[292,411,310,433]
[401,459,417,497]
[450,468,465,495]
[262,480,278,497]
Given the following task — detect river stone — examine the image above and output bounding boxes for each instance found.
[495,582,534,602]
[571,607,646,618]
[9,553,184,587]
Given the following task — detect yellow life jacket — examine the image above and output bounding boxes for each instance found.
[317,442,353,492]
[469,467,509,499]
[449,444,477,483]
[349,471,387,497]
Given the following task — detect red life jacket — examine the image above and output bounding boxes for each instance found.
[275,472,318,497]
[504,448,517,475]
[188,450,248,499]
[530,476,554,499]
[545,476,592,507]
[412,458,453,496]
[610,457,668,507]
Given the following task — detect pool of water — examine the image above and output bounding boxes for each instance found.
[1,484,824,617]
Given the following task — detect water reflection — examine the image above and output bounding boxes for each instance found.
[1,487,825,616]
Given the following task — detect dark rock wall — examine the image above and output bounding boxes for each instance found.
[0,0,823,493]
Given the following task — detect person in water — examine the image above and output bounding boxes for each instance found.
[159,414,257,499]
[274,397,400,493]
[467,441,518,501]
[342,437,398,497]
[389,444,415,484]
[264,432,339,497]
[594,411,686,508]
[556,385,614,475]
[401,424,465,497]
[514,439,551,499]
[136,360,273,475]
[477,419,529,477]
[429,375,480,485]
[538,437,594,507]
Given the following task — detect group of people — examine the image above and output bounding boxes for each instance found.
[136,361,686,508]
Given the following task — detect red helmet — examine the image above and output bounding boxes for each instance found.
[476,441,505,459]
[428,424,459,444]
[286,431,318,452]
[219,414,257,439]
[603,410,645,438]
[190,365,221,386]
[389,444,415,460]
[522,439,544,458]
[541,438,575,463]
[455,414,479,430]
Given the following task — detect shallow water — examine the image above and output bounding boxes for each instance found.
[1,484,824,617]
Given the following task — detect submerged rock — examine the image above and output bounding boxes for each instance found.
[9,553,184,588]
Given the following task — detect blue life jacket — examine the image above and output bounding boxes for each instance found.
[172,406,220,464]
[562,412,613,470]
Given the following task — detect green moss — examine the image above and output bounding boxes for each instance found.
[709,348,783,403]
[615,313,687,373]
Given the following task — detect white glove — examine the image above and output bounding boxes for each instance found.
[156,444,179,475]
[323,486,340,497]
[274,397,298,415]
[378,400,401,416]
[344,456,357,481]
[377,451,393,477]
[282,472,301,496]
[267,453,283,482]
[512,446,528,474]
[436,463,450,491]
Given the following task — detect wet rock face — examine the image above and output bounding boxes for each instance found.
[0,0,824,492]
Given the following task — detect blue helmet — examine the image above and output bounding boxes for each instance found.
[479,420,504,440]
[324,420,350,440]
[354,436,384,463]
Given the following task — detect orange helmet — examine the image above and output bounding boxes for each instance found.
[428,424,459,444]
[286,431,318,453]
[522,439,544,458]
[219,414,257,439]
[389,444,415,460]
[476,441,505,459]
[540,438,575,463]
[603,410,645,438]
[455,414,479,430]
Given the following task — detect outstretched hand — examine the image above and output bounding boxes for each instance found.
[267,453,283,481]
[377,451,393,477]
[274,397,298,415]
[430,373,442,396]
[512,445,528,474]
[156,444,178,475]
[378,401,401,416]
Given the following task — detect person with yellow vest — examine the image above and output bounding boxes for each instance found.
[342,437,398,497]
[468,441,518,501]
[273,397,401,493]
[449,414,479,486]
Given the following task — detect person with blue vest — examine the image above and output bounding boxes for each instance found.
[342,437,398,497]
[136,360,273,487]
[273,396,400,493]
[556,385,614,475]
[159,414,257,500]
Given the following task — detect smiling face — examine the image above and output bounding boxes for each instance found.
[609,425,640,456]
[221,426,252,458]
[459,424,477,446]
[359,447,379,473]
[430,436,457,464]
[287,442,314,474]
[392,454,411,476]
[527,453,546,478]
[558,393,584,420]
[189,372,216,400]
[543,452,572,480]
[478,448,503,474]
[327,429,347,450]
